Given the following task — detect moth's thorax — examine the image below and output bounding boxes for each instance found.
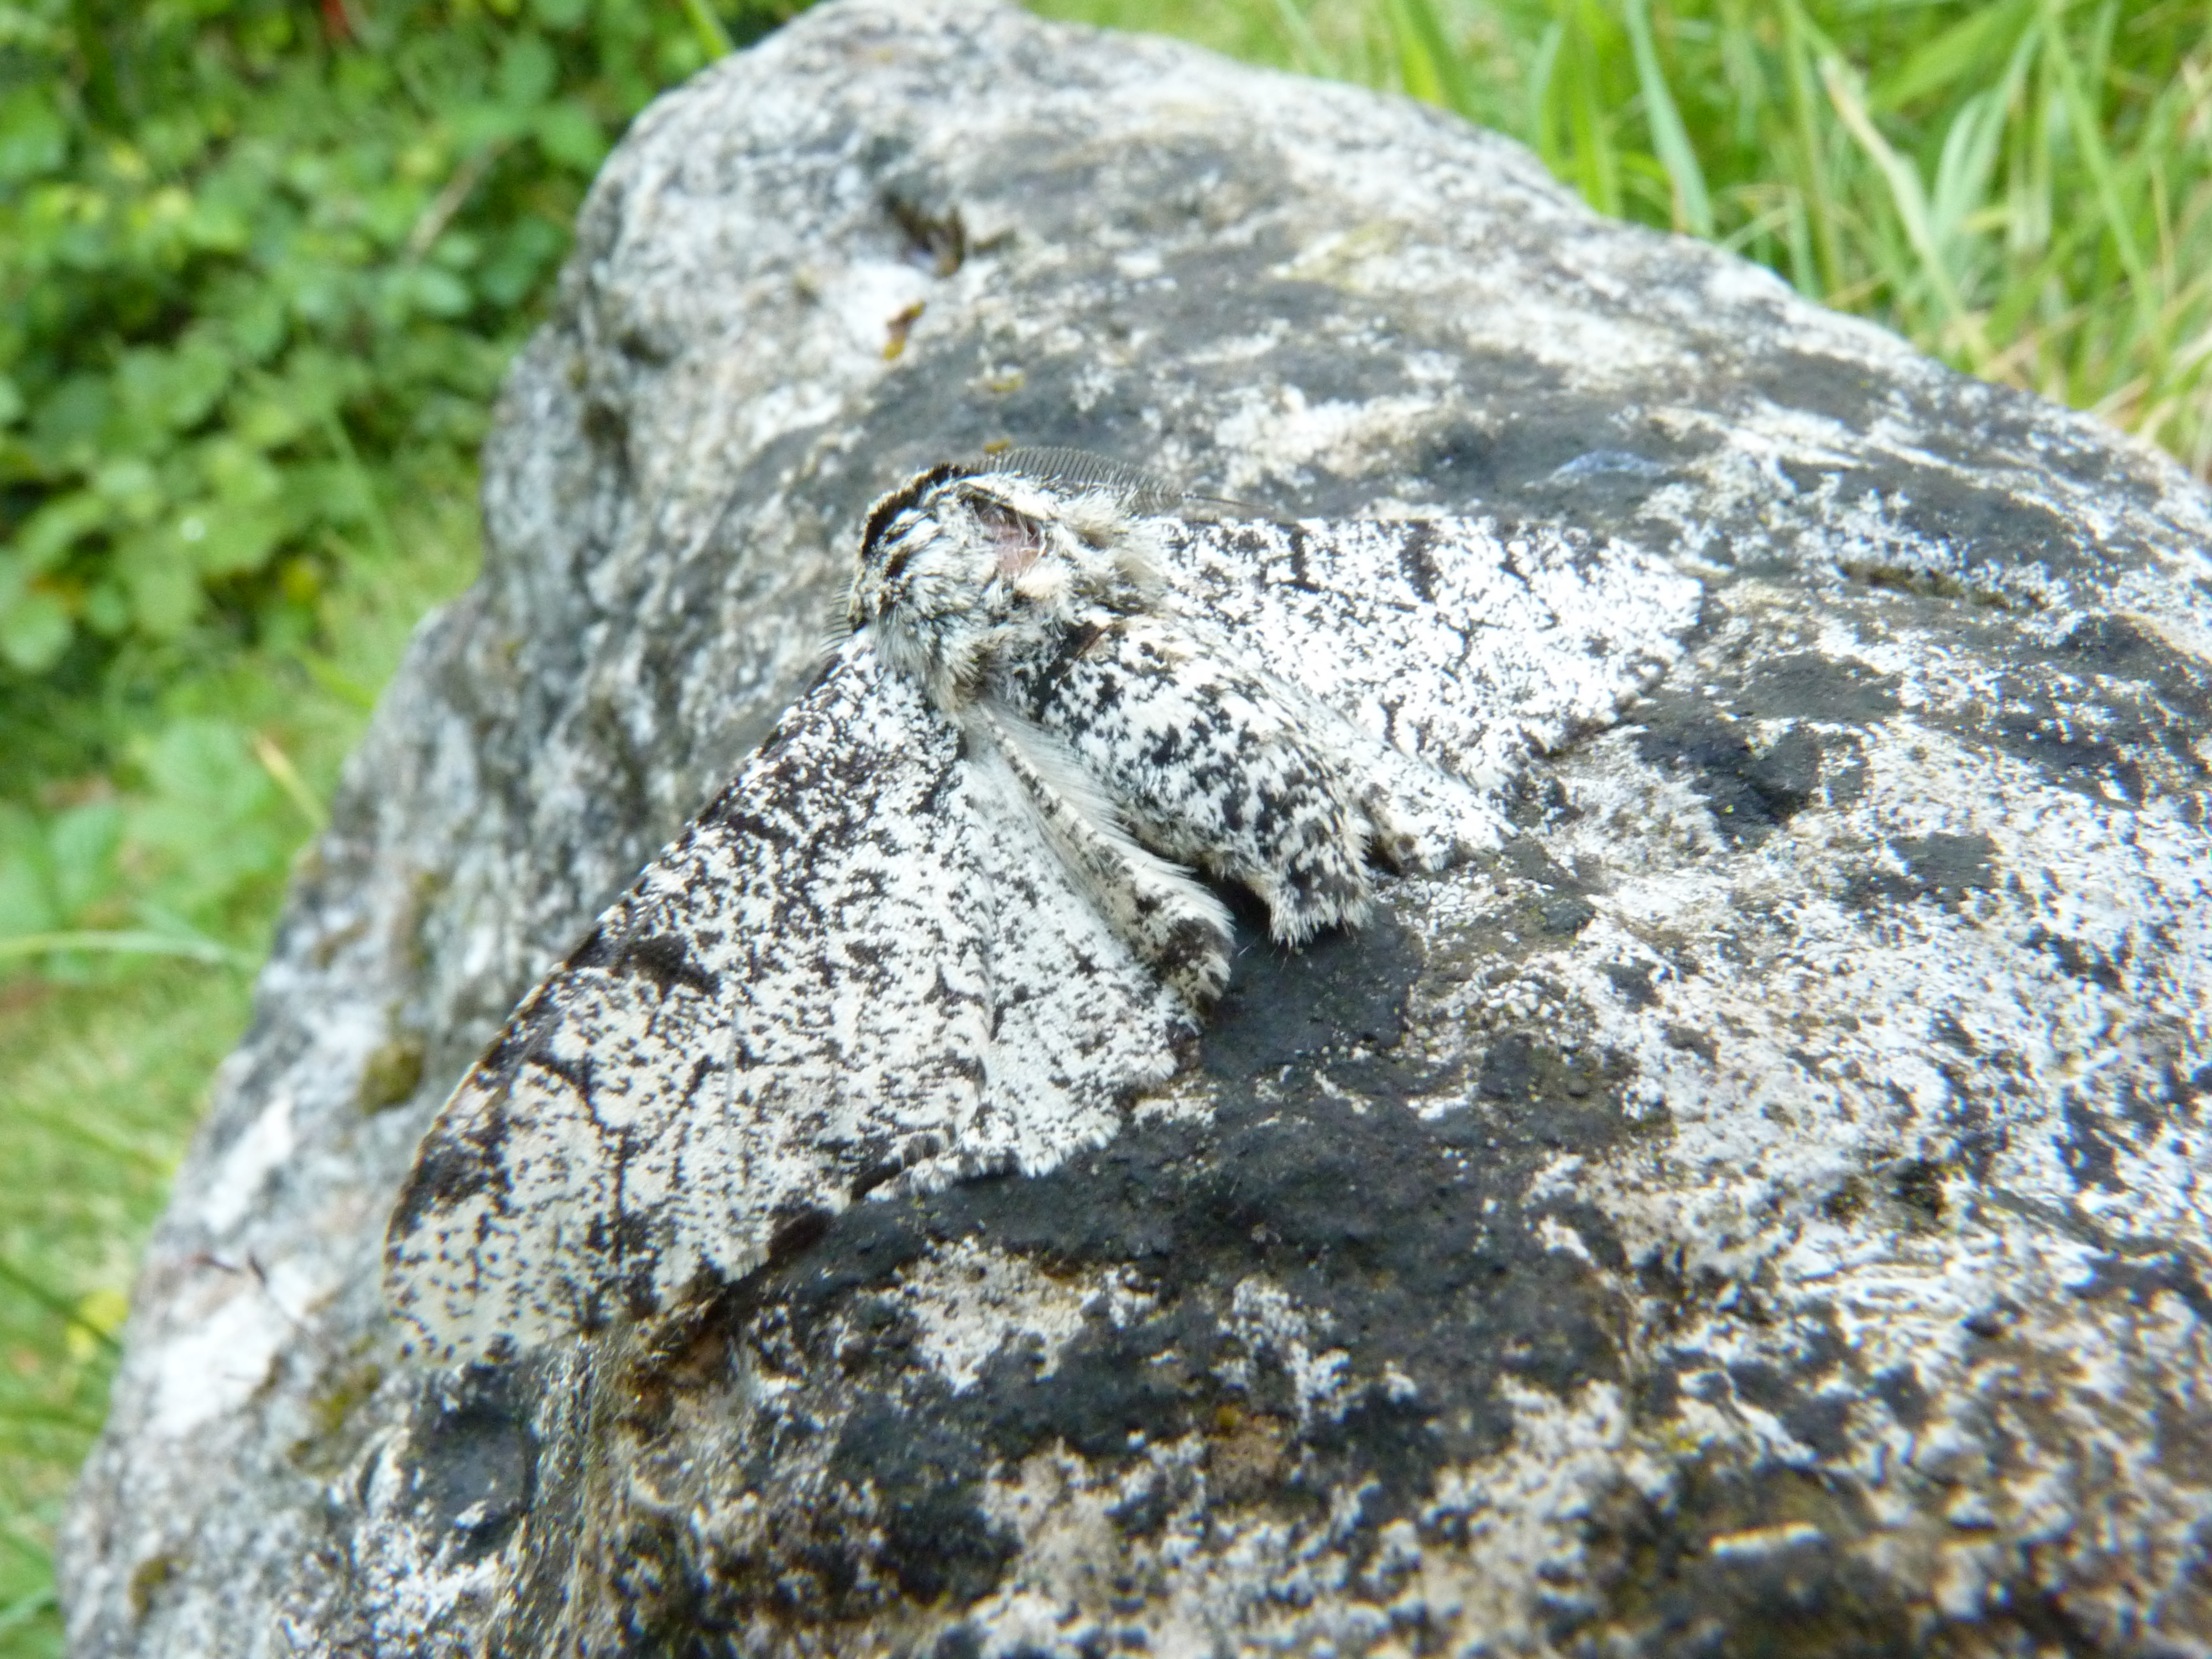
[849,469,1167,709]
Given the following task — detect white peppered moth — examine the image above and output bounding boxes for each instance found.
[384,450,1701,1360]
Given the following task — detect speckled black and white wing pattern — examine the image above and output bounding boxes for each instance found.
[1152,514,1703,796]
[388,453,1700,1361]
[384,643,1191,1361]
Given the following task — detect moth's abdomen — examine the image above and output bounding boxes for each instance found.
[1013,615,1383,944]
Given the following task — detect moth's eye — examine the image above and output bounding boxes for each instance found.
[973,500,1046,575]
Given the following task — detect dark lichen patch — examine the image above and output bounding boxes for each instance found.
[126,1551,186,1623]
[2025,926,2125,992]
[825,1402,1018,1607]
[1570,1458,1918,1659]
[1845,833,1999,911]
[2074,1247,2212,1327]
[1735,652,1901,724]
[1881,608,2212,819]
[2058,1096,2126,1193]
[1632,694,1841,846]
[402,1364,537,1562]
[1812,455,2083,584]
[288,1357,387,1475]
[1603,962,1662,1010]
[1202,899,1422,1076]
[1405,392,1709,530]
[1871,1363,1929,1432]
[356,1033,427,1113]
[1890,1158,1950,1231]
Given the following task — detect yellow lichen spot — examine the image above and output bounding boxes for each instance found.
[883,301,925,360]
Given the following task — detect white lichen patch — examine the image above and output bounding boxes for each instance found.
[893,1238,1103,1393]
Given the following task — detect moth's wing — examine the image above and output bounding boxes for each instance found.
[384,641,1187,1361]
[1155,517,1703,795]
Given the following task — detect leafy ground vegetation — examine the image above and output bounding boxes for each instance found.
[2,0,2206,1649]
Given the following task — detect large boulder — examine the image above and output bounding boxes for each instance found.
[60,1,2212,1653]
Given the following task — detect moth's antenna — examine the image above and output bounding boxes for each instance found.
[968,446,1278,521]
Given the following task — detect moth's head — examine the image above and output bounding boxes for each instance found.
[847,461,1165,640]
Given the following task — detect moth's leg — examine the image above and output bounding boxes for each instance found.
[971,704,1233,1006]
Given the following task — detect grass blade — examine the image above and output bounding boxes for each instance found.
[0,930,255,967]
[1268,0,1336,77]
[1387,0,1475,118]
[1821,52,1989,361]
[677,0,734,59]
[2038,0,2153,332]
[1620,0,1712,236]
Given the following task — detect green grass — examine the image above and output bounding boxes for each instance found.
[0,968,254,1648]
[4,1,2209,1652]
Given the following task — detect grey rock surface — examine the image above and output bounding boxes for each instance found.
[59,0,2212,1653]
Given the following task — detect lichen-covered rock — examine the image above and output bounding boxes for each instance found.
[59,1,2212,1653]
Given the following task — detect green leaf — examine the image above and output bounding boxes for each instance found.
[1385,0,1474,118]
[45,803,123,920]
[0,86,66,183]
[534,100,607,174]
[114,532,201,639]
[12,492,110,572]
[28,375,112,464]
[0,804,55,936]
[117,338,235,434]
[0,584,72,674]
[498,34,560,108]
[189,505,285,577]
[401,265,473,319]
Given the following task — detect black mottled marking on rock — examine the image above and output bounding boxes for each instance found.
[825,1403,1016,1608]
[1497,834,1590,894]
[1845,460,2083,578]
[403,1364,536,1563]
[1407,376,1707,528]
[1602,962,1661,1010]
[765,1205,836,1265]
[1633,693,1835,846]
[646,909,1662,1585]
[1845,832,1999,911]
[1201,896,1419,1076]
[1871,1363,1929,1431]
[2025,926,2125,992]
[2059,1097,2125,1193]
[1725,1359,1851,1460]
[2074,1248,2212,1326]
[1891,1159,1949,1229]
[1735,652,1901,725]
[1745,724,1824,814]
[1540,894,1596,935]
[1887,610,2212,821]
